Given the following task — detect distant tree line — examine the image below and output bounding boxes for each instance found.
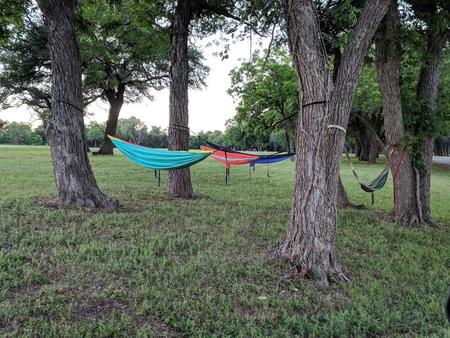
[0,120,45,145]
[0,115,294,152]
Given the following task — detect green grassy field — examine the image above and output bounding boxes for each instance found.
[1,145,449,337]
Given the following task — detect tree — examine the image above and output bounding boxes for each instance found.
[274,0,390,284]
[409,0,449,224]
[36,0,117,210]
[166,0,279,198]
[79,0,172,155]
[228,48,298,153]
[374,0,449,226]
[0,7,104,127]
[0,11,52,124]
[350,64,384,164]
[375,1,422,227]
[0,1,201,154]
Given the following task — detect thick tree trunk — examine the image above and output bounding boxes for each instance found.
[37,0,117,211]
[416,27,447,224]
[97,85,125,155]
[375,2,420,227]
[167,0,193,199]
[276,0,389,285]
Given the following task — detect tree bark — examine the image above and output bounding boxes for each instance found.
[276,0,389,285]
[354,128,371,161]
[416,25,448,224]
[37,0,117,211]
[96,85,126,155]
[337,176,352,209]
[375,1,421,227]
[368,132,379,164]
[284,129,292,153]
[167,0,194,199]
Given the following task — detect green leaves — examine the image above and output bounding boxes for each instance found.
[227,48,298,149]
[77,0,171,101]
[0,0,29,46]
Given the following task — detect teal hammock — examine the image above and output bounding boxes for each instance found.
[109,135,211,170]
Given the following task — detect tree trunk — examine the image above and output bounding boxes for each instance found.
[375,1,420,227]
[355,128,371,161]
[167,0,193,199]
[37,0,117,211]
[284,129,296,154]
[333,46,355,207]
[337,176,352,208]
[276,0,389,285]
[368,132,379,164]
[416,26,447,224]
[97,85,125,155]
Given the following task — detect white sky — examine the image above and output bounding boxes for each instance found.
[0,33,268,133]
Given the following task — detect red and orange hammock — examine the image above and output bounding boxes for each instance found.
[201,143,294,184]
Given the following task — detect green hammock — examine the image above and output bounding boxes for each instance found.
[359,166,389,193]
[345,151,389,205]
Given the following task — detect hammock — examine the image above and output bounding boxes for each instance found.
[109,136,211,170]
[251,153,294,165]
[199,145,258,166]
[201,142,294,183]
[203,142,294,166]
[358,167,389,193]
[345,151,389,205]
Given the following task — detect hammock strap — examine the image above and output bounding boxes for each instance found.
[345,150,362,185]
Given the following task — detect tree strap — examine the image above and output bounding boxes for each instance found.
[57,99,84,114]
[327,124,347,133]
[302,100,328,108]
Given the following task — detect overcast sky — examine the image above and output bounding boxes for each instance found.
[0,33,268,133]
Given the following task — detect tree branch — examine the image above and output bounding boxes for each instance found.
[194,1,265,37]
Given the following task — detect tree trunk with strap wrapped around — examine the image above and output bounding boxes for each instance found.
[36,0,118,211]
[274,0,390,285]
[375,1,422,227]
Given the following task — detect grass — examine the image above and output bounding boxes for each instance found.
[0,145,449,337]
